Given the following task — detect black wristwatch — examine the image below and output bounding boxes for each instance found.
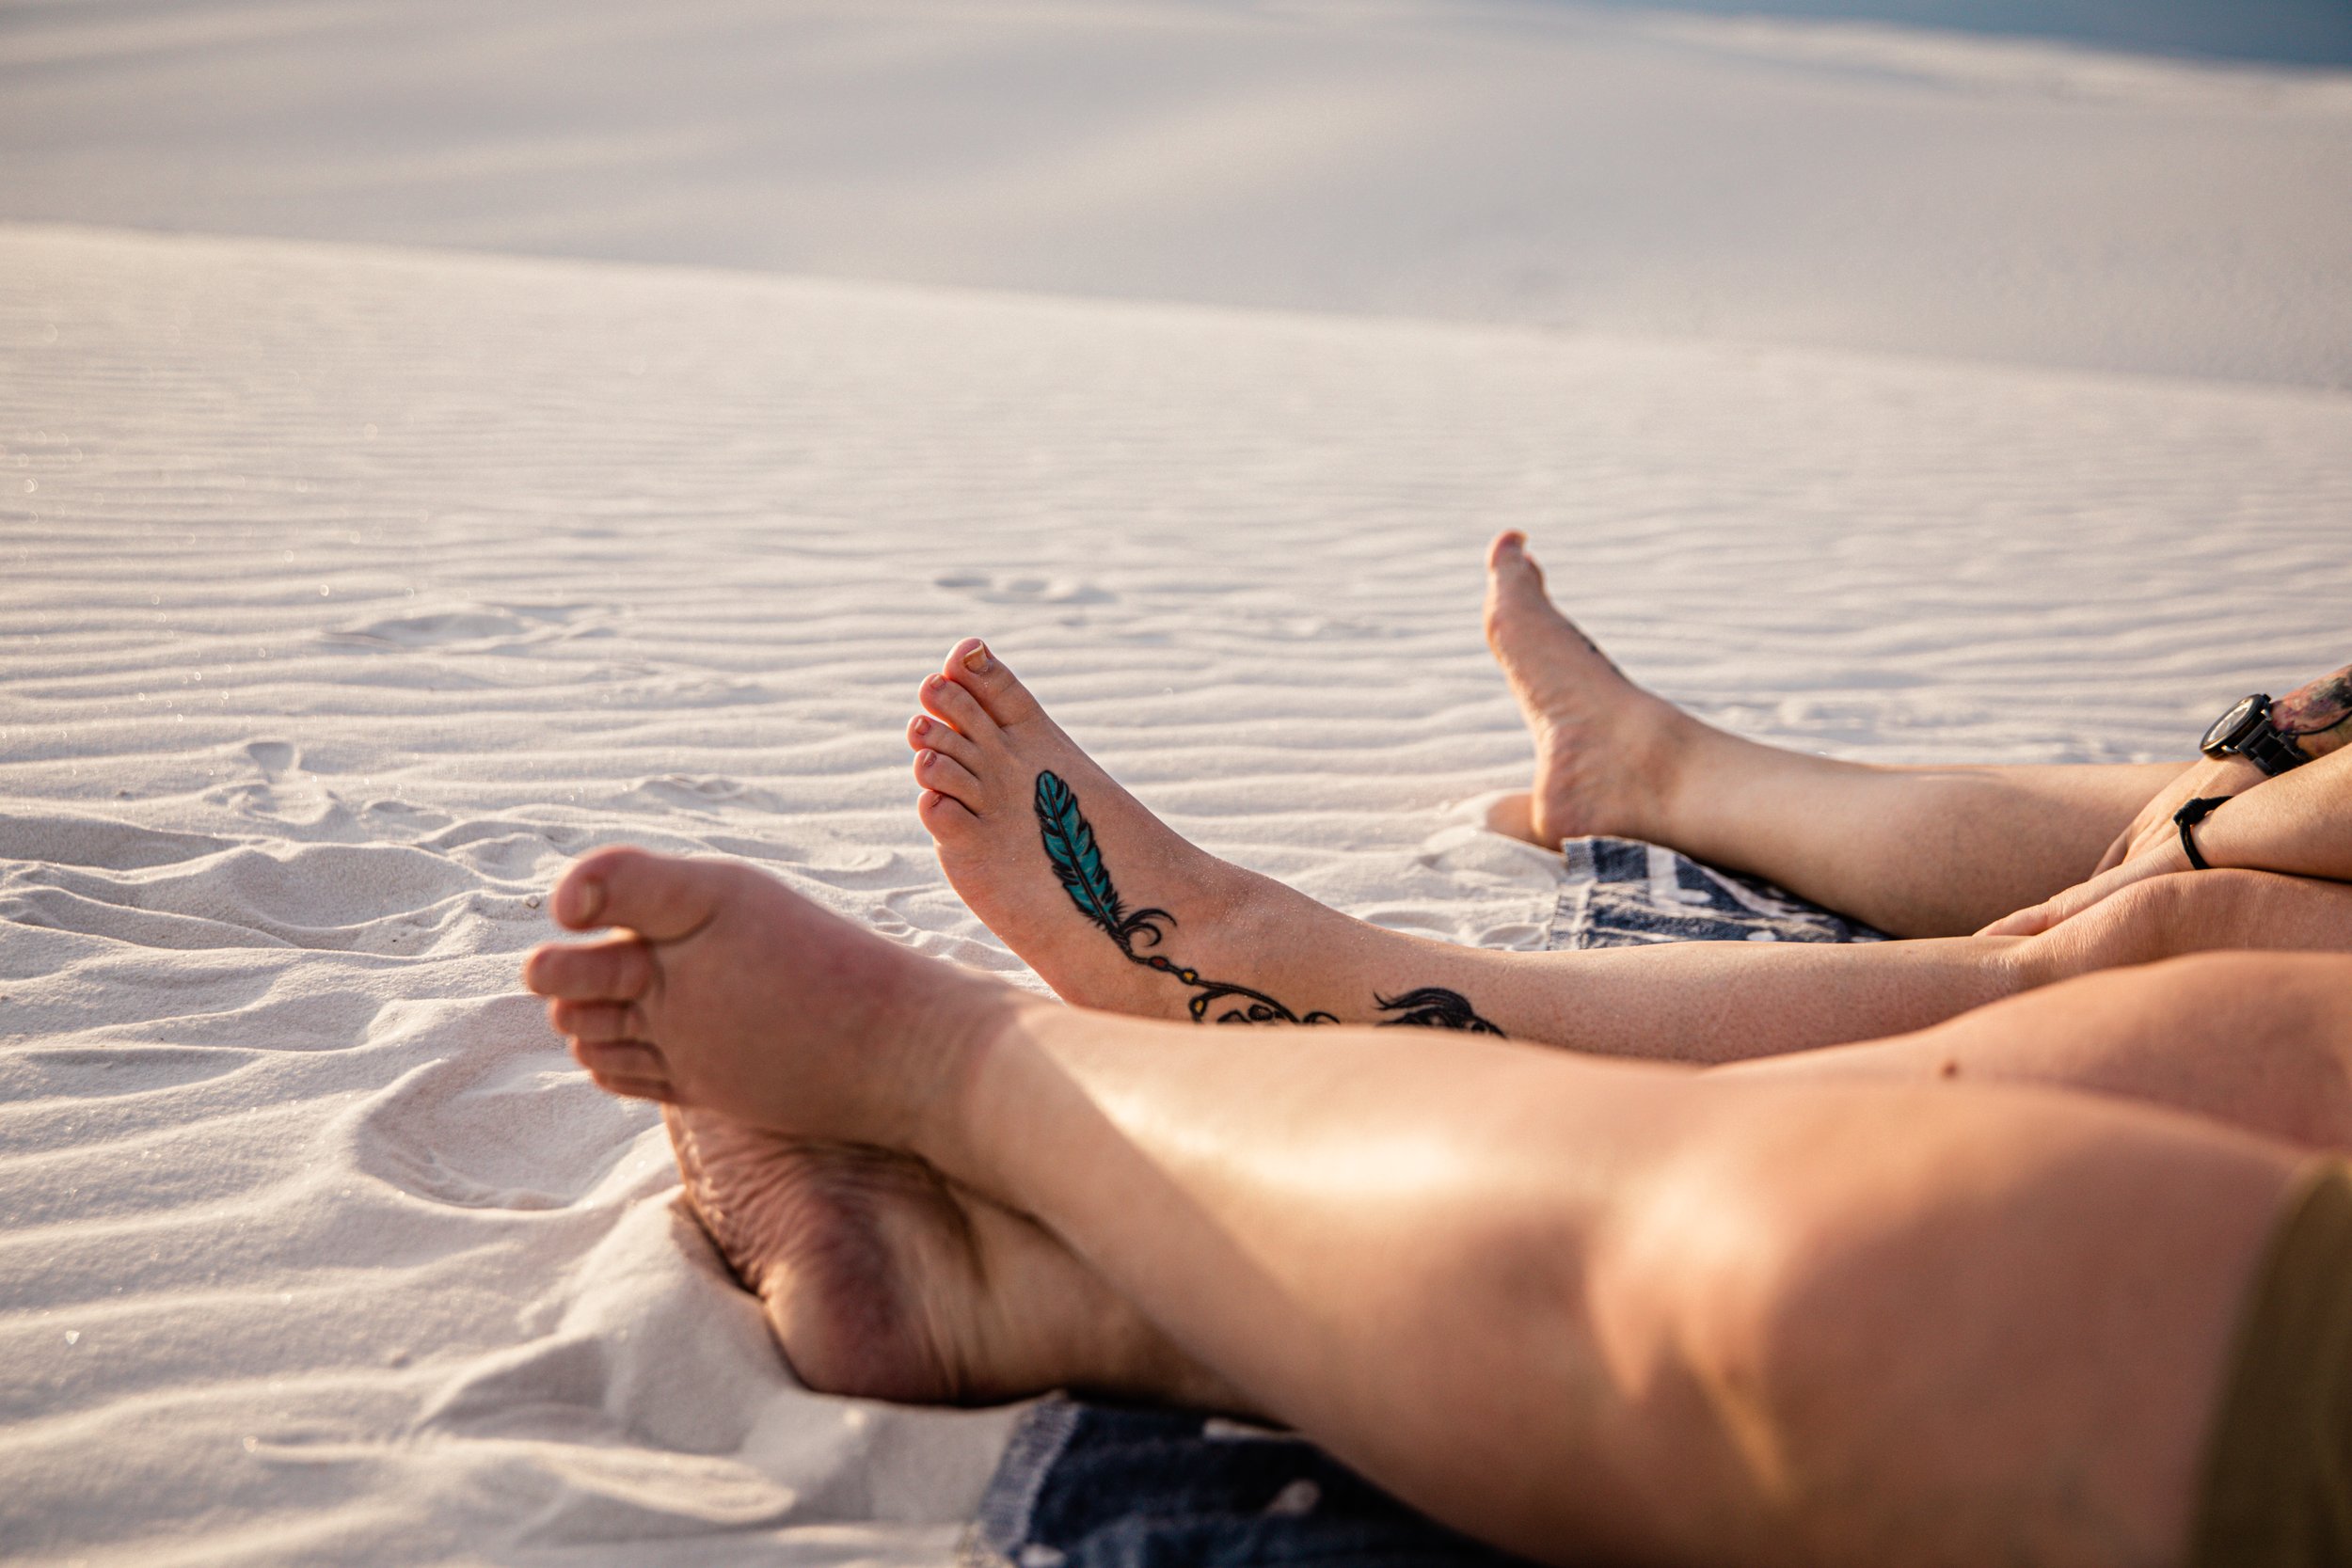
[2200,693,2312,777]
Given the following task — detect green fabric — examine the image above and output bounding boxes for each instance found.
[2194,1161,2352,1568]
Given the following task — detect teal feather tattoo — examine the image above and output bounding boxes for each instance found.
[1031,770,1502,1034]
[1034,769,1171,951]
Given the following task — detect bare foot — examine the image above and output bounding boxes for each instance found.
[520,850,1241,1407]
[1482,531,1690,850]
[666,1105,1244,1408]
[906,639,1350,1025]
[522,847,1011,1144]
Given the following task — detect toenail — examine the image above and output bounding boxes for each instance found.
[962,642,993,673]
[571,878,605,925]
[914,716,931,736]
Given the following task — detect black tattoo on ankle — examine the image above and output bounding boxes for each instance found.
[1374,988,1504,1035]
[1032,770,1504,1035]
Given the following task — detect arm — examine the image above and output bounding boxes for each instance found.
[2270,659,2352,759]
[2196,742,2352,879]
[2086,659,2352,879]
[1986,744,2352,935]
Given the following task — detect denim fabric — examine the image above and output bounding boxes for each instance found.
[971,836,1873,1567]
[970,1401,1536,1568]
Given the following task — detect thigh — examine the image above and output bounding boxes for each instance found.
[1613,1065,2304,1567]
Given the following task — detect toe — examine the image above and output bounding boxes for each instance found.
[1484,530,1550,611]
[912,747,985,810]
[919,671,996,739]
[592,1070,676,1103]
[554,846,723,941]
[946,638,1042,726]
[549,998,643,1042]
[524,933,654,1000]
[572,1038,672,1091]
[917,787,979,840]
[1483,534,1616,681]
[907,712,981,770]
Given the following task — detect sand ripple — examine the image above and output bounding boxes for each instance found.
[2,223,2349,1563]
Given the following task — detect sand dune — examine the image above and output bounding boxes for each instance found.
[4,218,2350,1562]
[8,6,2351,1561]
[4,0,2350,386]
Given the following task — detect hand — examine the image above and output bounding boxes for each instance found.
[2092,754,2264,874]
[1980,835,2194,937]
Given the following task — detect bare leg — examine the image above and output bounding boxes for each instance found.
[593,916,2352,1433]
[1746,949,2352,1150]
[1481,531,2185,935]
[528,851,2309,1568]
[908,636,2352,1061]
[906,633,2033,1057]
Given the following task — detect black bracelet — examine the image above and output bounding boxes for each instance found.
[2172,796,2234,872]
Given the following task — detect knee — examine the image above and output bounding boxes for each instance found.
[2108,868,2276,954]
[1599,1118,1948,1513]
[2019,869,2304,981]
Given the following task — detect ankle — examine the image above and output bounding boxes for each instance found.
[1619,697,1708,846]
[907,979,1062,1177]
[896,972,1053,1160]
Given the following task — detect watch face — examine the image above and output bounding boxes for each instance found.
[2201,695,2265,756]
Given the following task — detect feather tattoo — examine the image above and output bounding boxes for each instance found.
[1030,771,1502,1034]
[1035,768,1173,951]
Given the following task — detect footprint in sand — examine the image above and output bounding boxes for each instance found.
[322,603,608,652]
[246,739,296,777]
[350,1001,656,1211]
[208,738,354,832]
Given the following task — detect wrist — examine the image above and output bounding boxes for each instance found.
[2205,755,2267,791]
[2164,789,2258,879]
[2172,794,2240,872]
[2295,725,2349,761]
[2269,663,2352,760]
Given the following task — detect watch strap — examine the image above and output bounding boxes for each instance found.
[2237,721,2311,778]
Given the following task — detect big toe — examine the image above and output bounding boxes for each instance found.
[1484,531,1553,622]
[554,846,726,941]
[1486,528,1539,578]
[945,638,1042,726]
[1483,534,1610,673]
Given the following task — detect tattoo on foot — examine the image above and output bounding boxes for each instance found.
[1032,770,1503,1034]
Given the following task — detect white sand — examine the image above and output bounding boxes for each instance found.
[6,5,2352,1563]
[5,220,2350,1563]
